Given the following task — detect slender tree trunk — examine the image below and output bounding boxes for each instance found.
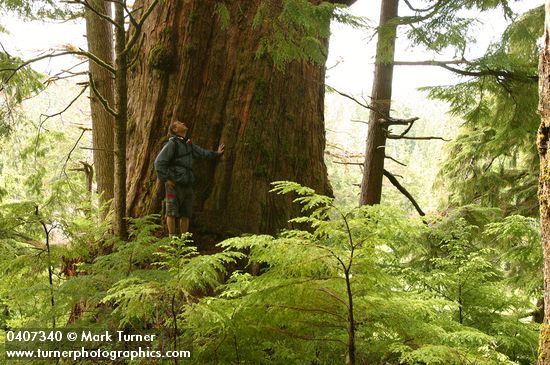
[85,0,115,210]
[359,0,399,205]
[538,2,550,363]
[114,1,128,239]
[125,0,351,238]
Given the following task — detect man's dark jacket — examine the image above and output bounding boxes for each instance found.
[154,136,219,185]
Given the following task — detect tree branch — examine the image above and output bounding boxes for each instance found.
[387,134,450,141]
[393,59,469,66]
[122,0,160,56]
[395,59,538,82]
[66,0,122,30]
[61,128,88,179]
[39,85,88,124]
[122,0,139,28]
[383,169,425,216]
[88,74,118,117]
[0,50,115,87]
[402,0,438,13]
[385,155,407,167]
[326,84,372,110]
[381,116,418,127]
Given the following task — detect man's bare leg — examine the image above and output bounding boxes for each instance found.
[167,215,177,236]
[179,217,190,234]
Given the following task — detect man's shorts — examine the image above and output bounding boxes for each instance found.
[165,183,193,218]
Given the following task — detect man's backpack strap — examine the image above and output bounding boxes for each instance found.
[169,136,193,166]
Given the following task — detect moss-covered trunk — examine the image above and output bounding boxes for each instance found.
[538,1,550,363]
[126,0,336,238]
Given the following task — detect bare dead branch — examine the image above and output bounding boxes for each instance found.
[383,169,425,216]
[65,0,122,29]
[402,0,438,13]
[123,0,160,56]
[380,116,419,126]
[393,59,469,66]
[385,155,407,167]
[326,84,372,110]
[387,134,450,141]
[326,57,343,71]
[88,74,118,117]
[395,60,538,82]
[0,41,13,58]
[40,85,88,123]
[0,50,115,90]
[332,161,363,166]
[61,128,88,177]
[127,36,145,69]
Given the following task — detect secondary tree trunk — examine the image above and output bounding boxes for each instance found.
[85,0,115,210]
[125,0,348,238]
[113,1,128,239]
[538,1,550,363]
[359,0,399,205]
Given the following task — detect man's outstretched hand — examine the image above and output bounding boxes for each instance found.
[217,144,225,155]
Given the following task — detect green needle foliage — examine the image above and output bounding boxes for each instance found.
[0,53,44,137]
[252,0,367,69]
[0,180,540,364]
[401,0,515,54]
[176,182,539,364]
[426,6,543,216]
[0,0,74,19]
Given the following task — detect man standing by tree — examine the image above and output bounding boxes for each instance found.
[155,121,225,236]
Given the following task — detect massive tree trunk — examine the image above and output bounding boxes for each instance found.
[126,0,347,238]
[85,0,115,209]
[359,0,399,205]
[538,1,550,362]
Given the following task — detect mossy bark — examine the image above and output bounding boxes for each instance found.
[126,0,343,238]
[538,1,550,363]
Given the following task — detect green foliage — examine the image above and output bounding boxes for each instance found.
[0,175,540,363]
[401,0,514,54]
[214,2,231,30]
[0,0,75,20]
[177,182,539,364]
[426,6,543,216]
[254,0,367,70]
[0,53,45,136]
[484,215,543,295]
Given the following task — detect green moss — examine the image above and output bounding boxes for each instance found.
[253,164,269,179]
[148,44,176,73]
[183,42,196,55]
[253,79,269,106]
[161,26,173,38]
[127,117,136,136]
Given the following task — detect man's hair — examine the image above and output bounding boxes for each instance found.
[169,121,179,134]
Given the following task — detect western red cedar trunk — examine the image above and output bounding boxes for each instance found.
[85,0,115,209]
[538,1,550,362]
[359,0,399,205]
[125,0,352,237]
